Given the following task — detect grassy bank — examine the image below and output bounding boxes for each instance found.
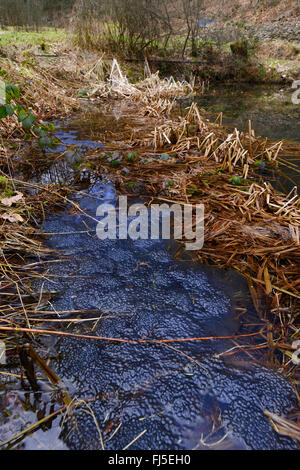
[0,27,67,49]
[1,27,299,83]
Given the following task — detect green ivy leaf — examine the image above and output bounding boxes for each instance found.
[21,114,35,131]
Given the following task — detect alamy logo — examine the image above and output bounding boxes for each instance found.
[0,79,5,105]
[96,196,204,250]
[291,80,300,105]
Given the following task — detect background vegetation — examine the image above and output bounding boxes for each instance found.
[0,0,75,29]
[0,0,299,79]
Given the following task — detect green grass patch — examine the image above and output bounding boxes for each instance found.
[0,28,68,49]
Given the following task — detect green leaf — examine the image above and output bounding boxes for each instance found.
[253,160,265,169]
[5,84,20,101]
[187,186,198,194]
[0,176,9,185]
[231,176,241,185]
[0,105,7,119]
[5,104,14,116]
[17,109,28,122]
[50,137,60,148]
[40,121,55,132]
[127,152,135,162]
[38,136,51,149]
[21,114,35,131]
[77,88,89,98]
[73,161,81,170]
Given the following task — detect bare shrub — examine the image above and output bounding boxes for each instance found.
[0,0,75,29]
[72,0,174,55]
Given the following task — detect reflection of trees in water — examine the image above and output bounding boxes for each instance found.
[195,86,300,142]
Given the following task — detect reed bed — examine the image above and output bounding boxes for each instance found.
[82,58,192,118]
[81,61,300,395]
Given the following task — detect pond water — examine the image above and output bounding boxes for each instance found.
[0,83,299,450]
[194,83,300,144]
[192,83,300,192]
